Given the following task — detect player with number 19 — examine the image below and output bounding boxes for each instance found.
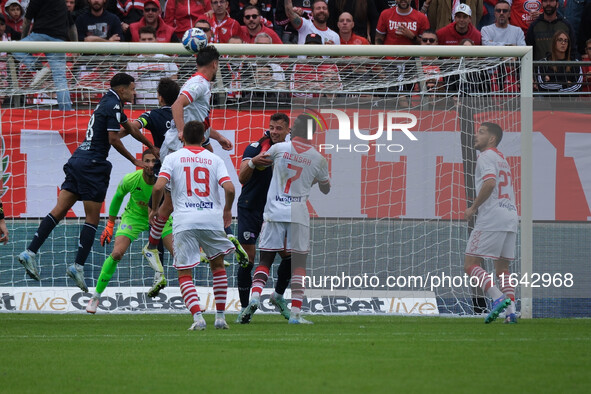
[464,122,519,324]
[17,73,157,291]
[152,121,235,330]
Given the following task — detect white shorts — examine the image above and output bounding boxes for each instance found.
[258,221,310,254]
[465,230,516,260]
[173,229,234,270]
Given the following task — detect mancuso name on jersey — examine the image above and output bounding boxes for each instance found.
[76,89,127,161]
[263,139,329,226]
[159,146,231,233]
[474,148,518,232]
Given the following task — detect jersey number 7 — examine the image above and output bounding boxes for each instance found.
[183,166,210,197]
[284,163,303,193]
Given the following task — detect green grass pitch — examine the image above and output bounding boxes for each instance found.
[1,314,589,393]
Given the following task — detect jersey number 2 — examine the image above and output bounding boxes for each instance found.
[498,170,511,200]
[183,166,210,197]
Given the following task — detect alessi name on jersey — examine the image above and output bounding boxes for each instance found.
[184,201,214,209]
[283,152,311,166]
[180,156,213,165]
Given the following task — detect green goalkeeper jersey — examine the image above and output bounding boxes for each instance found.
[109,170,153,219]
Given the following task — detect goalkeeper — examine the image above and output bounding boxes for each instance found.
[86,150,173,314]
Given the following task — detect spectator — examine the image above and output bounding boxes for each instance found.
[291,33,342,99]
[581,38,591,91]
[428,0,483,31]
[126,26,179,105]
[578,2,591,57]
[274,0,312,43]
[240,4,282,43]
[128,0,178,42]
[328,0,379,43]
[482,0,526,46]
[76,0,124,42]
[164,0,212,40]
[536,30,583,92]
[66,0,88,22]
[525,0,577,60]
[195,18,213,42]
[13,0,74,110]
[338,11,370,45]
[107,0,144,35]
[230,0,274,28]
[437,3,482,45]
[559,0,590,38]
[223,35,247,100]
[0,10,20,40]
[3,0,23,34]
[375,0,429,45]
[417,29,443,95]
[285,0,340,45]
[510,0,541,35]
[251,32,290,104]
[209,0,241,43]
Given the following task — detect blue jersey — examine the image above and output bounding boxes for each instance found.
[73,89,127,161]
[237,133,273,212]
[137,106,172,149]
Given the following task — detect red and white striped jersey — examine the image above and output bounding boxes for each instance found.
[159,146,231,233]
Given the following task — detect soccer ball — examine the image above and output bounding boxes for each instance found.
[182,28,208,53]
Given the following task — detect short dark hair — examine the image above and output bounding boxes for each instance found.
[292,114,314,139]
[495,0,511,8]
[184,121,205,145]
[195,19,211,28]
[110,73,135,88]
[157,77,180,106]
[270,112,290,127]
[138,26,157,37]
[313,0,328,7]
[196,45,220,67]
[481,122,503,146]
[243,4,260,15]
[142,149,155,158]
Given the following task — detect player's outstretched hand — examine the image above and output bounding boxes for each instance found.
[100,220,115,246]
[150,146,160,160]
[134,158,148,170]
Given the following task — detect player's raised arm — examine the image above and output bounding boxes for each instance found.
[121,121,159,159]
[171,94,190,142]
[108,131,147,170]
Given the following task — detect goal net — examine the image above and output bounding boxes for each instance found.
[0,42,535,316]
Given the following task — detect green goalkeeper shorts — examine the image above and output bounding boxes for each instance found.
[116,213,173,242]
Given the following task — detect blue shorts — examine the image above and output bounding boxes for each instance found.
[237,207,263,245]
[61,157,112,202]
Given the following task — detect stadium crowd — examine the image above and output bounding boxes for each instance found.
[1,0,590,98]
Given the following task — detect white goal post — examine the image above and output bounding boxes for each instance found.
[0,41,532,317]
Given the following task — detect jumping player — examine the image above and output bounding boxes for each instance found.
[464,122,518,324]
[152,120,235,330]
[240,114,331,324]
[143,45,247,272]
[17,73,156,291]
